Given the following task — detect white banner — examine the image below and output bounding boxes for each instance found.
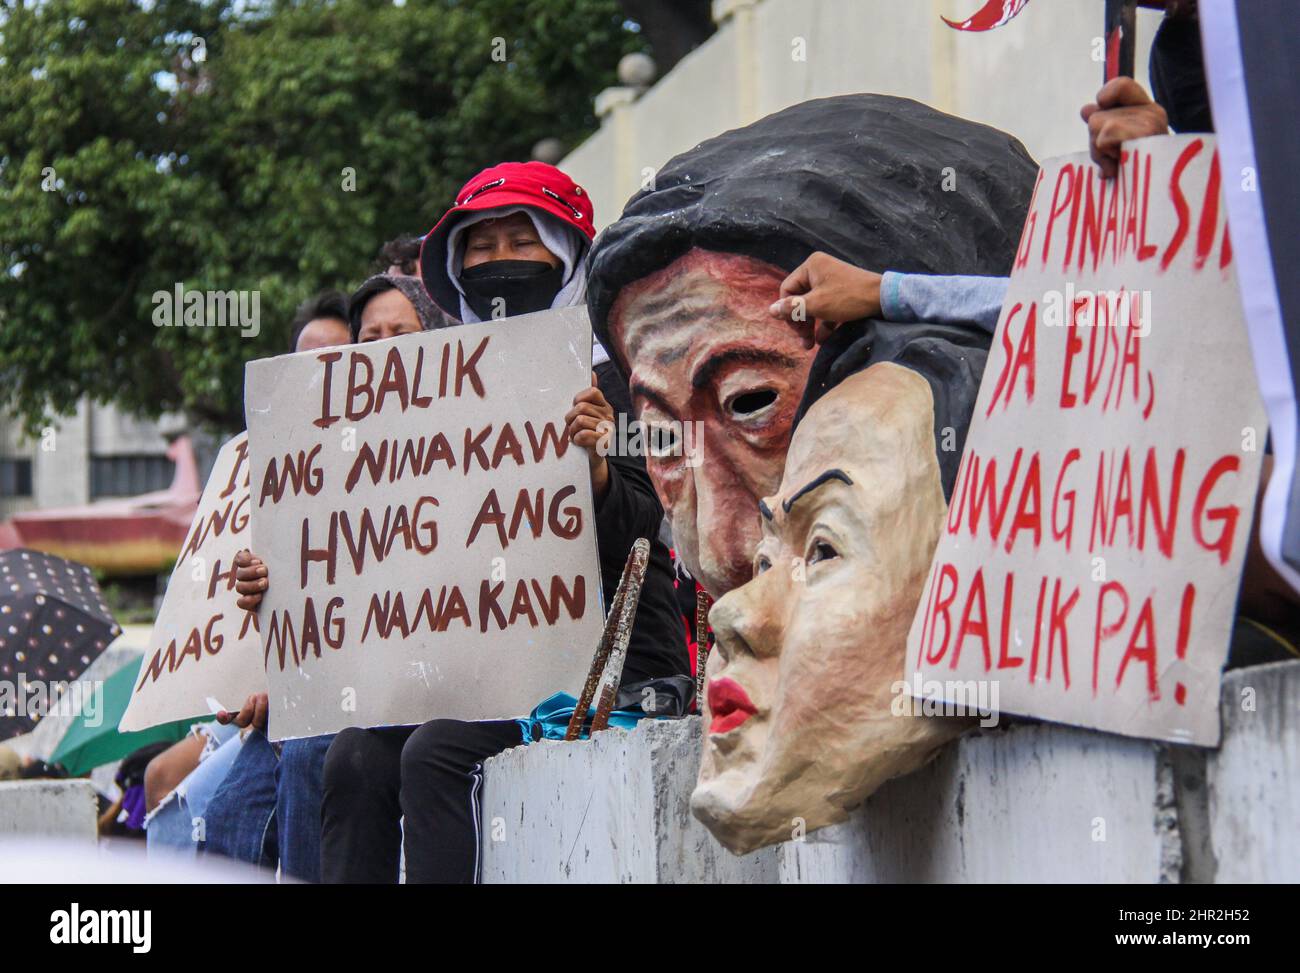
[245,306,604,740]
[906,137,1266,746]
[120,433,263,731]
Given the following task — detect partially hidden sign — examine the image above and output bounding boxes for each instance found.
[244,306,603,740]
[120,433,263,731]
[906,136,1266,746]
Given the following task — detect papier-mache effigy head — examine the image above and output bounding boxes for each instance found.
[587,93,1038,598]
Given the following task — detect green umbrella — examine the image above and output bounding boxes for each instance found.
[50,656,213,775]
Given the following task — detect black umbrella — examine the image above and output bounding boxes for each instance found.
[0,549,122,741]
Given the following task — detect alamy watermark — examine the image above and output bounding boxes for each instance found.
[50,903,151,953]
[891,673,1000,728]
[1041,284,1152,337]
[0,675,104,727]
[597,414,705,468]
[152,283,260,338]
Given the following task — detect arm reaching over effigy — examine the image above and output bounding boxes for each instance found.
[769,251,1009,340]
[767,252,884,345]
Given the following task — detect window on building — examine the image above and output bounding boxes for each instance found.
[0,458,34,498]
[90,454,174,498]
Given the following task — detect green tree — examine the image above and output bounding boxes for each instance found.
[0,0,642,434]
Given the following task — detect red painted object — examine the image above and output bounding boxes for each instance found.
[0,437,200,574]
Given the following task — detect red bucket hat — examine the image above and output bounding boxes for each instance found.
[419,161,595,319]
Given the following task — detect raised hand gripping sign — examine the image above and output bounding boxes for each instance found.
[905,136,1267,746]
[120,433,263,731]
[244,307,603,740]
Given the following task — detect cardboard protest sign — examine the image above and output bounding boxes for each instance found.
[120,433,263,731]
[244,306,603,740]
[905,136,1266,746]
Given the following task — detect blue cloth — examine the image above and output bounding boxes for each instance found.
[202,729,279,870]
[146,724,243,858]
[516,691,654,743]
[199,729,333,882]
[276,735,333,884]
[145,790,193,854]
[881,271,1009,336]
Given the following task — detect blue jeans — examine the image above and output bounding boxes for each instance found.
[146,724,242,857]
[276,735,333,882]
[201,731,333,882]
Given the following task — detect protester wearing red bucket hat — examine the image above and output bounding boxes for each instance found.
[300,161,691,885]
[419,162,598,333]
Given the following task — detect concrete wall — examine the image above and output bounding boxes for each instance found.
[776,722,1176,883]
[481,716,778,883]
[563,0,1164,231]
[0,401,184,518]
[90,405,185,457]
[1205,662,1300,882]
[480,660,1299,883]
[0,402,89,518]
[0,779,99,844]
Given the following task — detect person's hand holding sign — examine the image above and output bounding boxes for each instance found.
[216,691,269,731]
[220,549,271,731]
[565,372,615,503]
[1080,77,1169,178]
[768,252,883,346]
[234,549,268,611]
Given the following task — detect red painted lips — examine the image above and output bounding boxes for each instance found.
[708,677,757,735]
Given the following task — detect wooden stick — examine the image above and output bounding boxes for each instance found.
[565,538,651,740]
[591,538,651,733]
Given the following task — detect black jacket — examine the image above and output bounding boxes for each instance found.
[592,360,690,685]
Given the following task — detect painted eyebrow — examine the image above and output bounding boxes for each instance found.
[758,499,775,522]
[691,348,803,392]
[630,346,803,422]
[629,381,676,418]
[781,469,854,515]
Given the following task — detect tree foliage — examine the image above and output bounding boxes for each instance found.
[0,0,642,433]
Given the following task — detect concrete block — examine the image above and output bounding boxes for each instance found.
[480,661,1299,883]
[0,779,98,844]
[1207,661,1300,882]
[481,717,777,883]
[776,722,1170,883]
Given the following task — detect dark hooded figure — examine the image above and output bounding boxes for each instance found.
[1148,0,1212,134]
[585,93,1038,597]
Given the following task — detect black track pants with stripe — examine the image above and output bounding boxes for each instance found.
[320,718,523,883]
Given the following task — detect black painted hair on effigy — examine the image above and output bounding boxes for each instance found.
[586,93,1039,369]
[795,319,991,503]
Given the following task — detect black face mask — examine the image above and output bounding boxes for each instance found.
[458,259,565,322]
